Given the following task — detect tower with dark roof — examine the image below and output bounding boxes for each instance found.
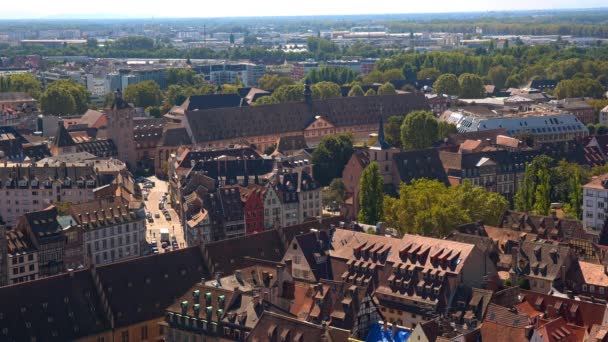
[373,115,391,150]
[50,120,76,156]
[106,89,136,169]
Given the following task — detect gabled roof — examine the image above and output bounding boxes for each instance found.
[79,109,107,129]
[276,135,308,153]
[392,148,449,185]
[161,126,192,147]
[246,311,331,342]
[185,93,429,143]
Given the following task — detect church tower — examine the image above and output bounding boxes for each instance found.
[368,114,399,185]
[106,89,137,169]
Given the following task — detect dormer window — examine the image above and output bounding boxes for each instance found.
[31,180,38,187]
[18,180,27,187]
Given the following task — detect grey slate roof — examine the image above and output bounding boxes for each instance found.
[185,93,429,143]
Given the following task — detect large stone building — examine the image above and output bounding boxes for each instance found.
[0,161,114,226]
[69,194,146,266]
[329,229,497,329]
[183,87,429,152]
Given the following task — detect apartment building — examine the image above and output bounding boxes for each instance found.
[583,174,608,235]
[70,197,146,266]
[16,206,66,276]
[0,162,102,226]
[5,228,38,285]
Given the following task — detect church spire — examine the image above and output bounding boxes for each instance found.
[373,108,391,150]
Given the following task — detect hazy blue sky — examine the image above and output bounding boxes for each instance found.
[1,0,607,19]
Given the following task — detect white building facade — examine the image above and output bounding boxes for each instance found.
[583,175,608,235]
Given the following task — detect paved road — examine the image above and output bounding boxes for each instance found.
[143,176,185,253]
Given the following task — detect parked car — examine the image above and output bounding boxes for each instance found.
[154,213,160,218]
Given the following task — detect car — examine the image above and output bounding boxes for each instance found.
[151,239,157,245]
[144,183,154,189]
[165,214,171,221]
[152,249,159,255]
[154,213,160,218]
[161,241,169,249]
[148,217,154,223]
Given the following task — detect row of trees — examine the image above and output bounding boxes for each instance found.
[382,111,457,150]
[0,74,42,98]
[512,155,608,219]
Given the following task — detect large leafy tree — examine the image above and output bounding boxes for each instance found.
[417,67,441,80]
[271,84,305,103]
[257,74,294,90]
[400,110,439,150]
[312,81,341,100]
[124,80,162,108]
[39,87,76,115]
[487,65,509,90]
[43,79,89,114]
[555,78,605,99]
[458,73,486,98]
[385,116,404,148]
[348,85,365,97]
[358,162,384,224]
[433,73,460,96]
[377,82,397,95]
[384,179,508,237]
[4,73,42,98]
[364,88,376,96]
[312,133,354,186]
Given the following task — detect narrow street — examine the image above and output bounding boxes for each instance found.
[143,176,185,253]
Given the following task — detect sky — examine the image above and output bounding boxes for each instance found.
[1,0,607,19]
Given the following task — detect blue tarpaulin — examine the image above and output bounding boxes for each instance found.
[365,323,411,342]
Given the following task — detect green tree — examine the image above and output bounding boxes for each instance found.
[229,33,235,44]
[533,168,551,215]
[437,121,457,141]
[385,116,404,148]
[383,179,508,237]
[358,162,384,224]
[401,63,417,83]
[7,73,41,98]
[39,87,76,115]
[43,79,88,114]
[312,81,341,100]
[458,73,486,98]
[263,144,276,155]
[377,82,397,95]
[257,74,294,90]
[505,74,522,88]
[86,38,98,48]
[312,133,354,186]
[323,178,347,206]
[400,111,439,150]
[220,84,239,94]
[487,65,509,90]
[146,106,162,118]
[514,155,554,212]
[255,95,280,106]
[272,84,305,103]
[124,80,162,108]
[348,85,365,97]
[433,73,460,96]
[165,68,203,87]
[555,78,605,99]
[567,167,583,219]
[417,67,441,80]
[364,88,376,96]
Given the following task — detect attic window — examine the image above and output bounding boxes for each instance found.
[145,277,151,284]
[164,273,169,279]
